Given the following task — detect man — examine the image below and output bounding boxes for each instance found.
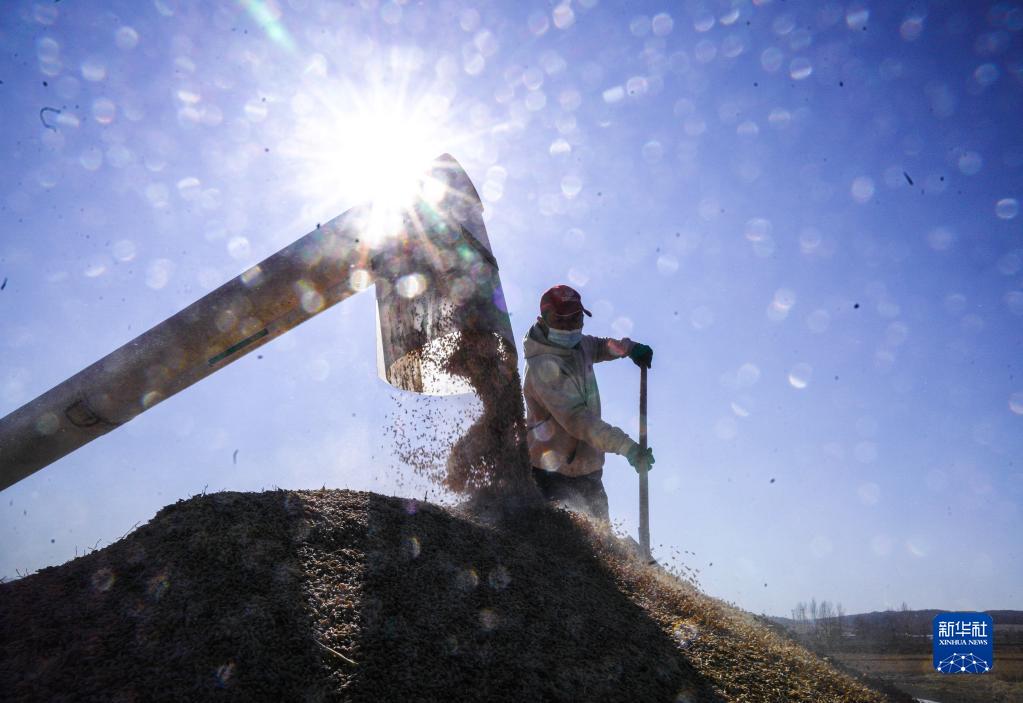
[522,284,655,522]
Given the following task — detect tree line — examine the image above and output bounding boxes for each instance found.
[786,601,1022,652]
[789,600,921,652]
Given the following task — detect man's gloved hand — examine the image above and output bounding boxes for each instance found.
[629,342,653,369]
[626,444,655,473]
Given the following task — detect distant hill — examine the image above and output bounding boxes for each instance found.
[771,609,1023,639]
[0,489,912,702]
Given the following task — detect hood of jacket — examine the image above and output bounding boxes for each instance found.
[523,320,575,360]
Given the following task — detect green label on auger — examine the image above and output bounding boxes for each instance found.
[207,328,269,366]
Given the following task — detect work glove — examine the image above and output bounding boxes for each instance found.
[626,444,655,473]
[628,342,653,369]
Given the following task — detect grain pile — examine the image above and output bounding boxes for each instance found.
[1,488,910,702]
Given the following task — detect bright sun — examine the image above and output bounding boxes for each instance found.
[280,78,466,236]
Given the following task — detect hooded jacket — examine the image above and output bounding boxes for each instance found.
[522,320,638,477]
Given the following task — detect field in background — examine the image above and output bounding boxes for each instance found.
[830,647,1023,703]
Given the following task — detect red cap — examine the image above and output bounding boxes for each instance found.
[540,285,592,322]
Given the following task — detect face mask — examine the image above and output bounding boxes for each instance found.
[546,327,582,348]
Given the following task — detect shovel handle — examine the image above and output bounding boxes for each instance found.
[638,365,650,560]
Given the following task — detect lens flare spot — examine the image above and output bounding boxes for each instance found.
[175,177,201,200]
[905,539,927,558]
[642,140,663,163]
[958,151,982,175]
[722,34,746,58]
[112,239,136,262]
[144,183,169,209]
[760,47,784,72]
[108,144,134,169]
[530,421,555,442]
[612,316,634,337]
[215,308,238,333]
[673,620,700,647]
[789,57,813,80]
[346,269,370,293]
[851,176,875,203]
[487,565,511,590]
[656,254,679,276]
[768,108,791,128]
[737,120,759,137]
[35,412,60,436]
[767,288,796,322]
[553,3,575,29]
[900,15,925,41]
[744,218,772,242]
[846,7,870,30]
[799,228,823,255]
[214,662,235,688]
[1005,291,1023,316]
[737,363,761,387]
[539,450,559,471]
[1009,391,1023,415]
[84,257,108,278]
[396,273,428,299]
[549,138,571,157]
[561,174,582,198]
[240,265,263,287]
[115,26,139,49]
[91,568,116,592]
[927,226,955,251]
[652,13,673,36]
[80,147,103,171]
[141,390,164,409]
[694,13,715,32]
[145,259,174,290]
[301,288,325,313]
[996,198,1019,220]
[36,36,60,63]
[690,306,714,330]
[564,228,585,249]
[147,572,170,600]
[92,98,117,124]
[973,63,999,88]
[81,58,107,82]
[228,236,251,260]
[479,608,499,630]
[567,266,589,287]
[456,568,479,591]
[403,535,421,559]
[788,362,812,389]
[602,86,625,104]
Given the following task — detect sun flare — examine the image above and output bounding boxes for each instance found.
[280,79,468,236]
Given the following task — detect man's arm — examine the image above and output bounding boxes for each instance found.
[587,335,635,364]
[530,358,637,456]
[586,335,653,368]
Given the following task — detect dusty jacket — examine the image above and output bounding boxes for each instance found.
[522,321,638,477]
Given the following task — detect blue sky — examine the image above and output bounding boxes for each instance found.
[1,0,1021,617]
